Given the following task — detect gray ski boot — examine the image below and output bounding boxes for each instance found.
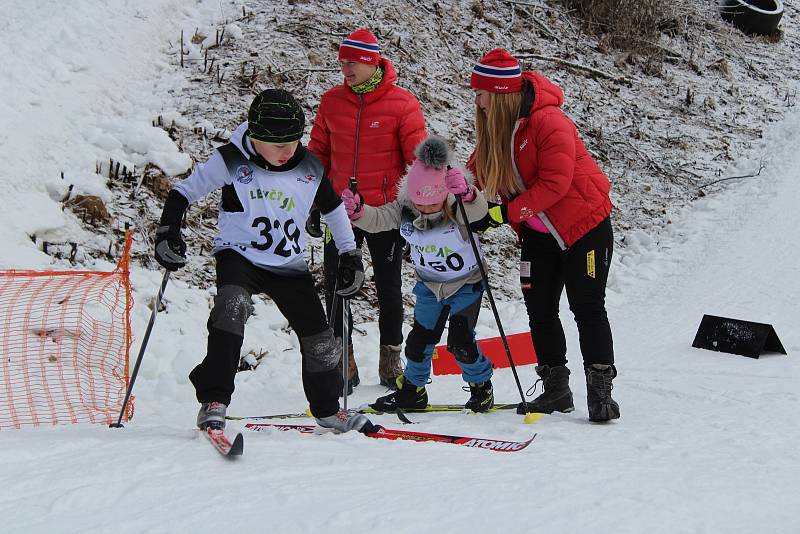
[197,401,227,430]
[315,410,376,434]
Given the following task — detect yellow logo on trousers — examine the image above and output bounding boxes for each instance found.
[587,250,596,279]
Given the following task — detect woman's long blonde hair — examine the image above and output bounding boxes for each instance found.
[473,91,523,200]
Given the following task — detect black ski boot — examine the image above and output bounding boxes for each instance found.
[465,380,494,412]
[516,365,575,414]
[585,364,620,422]
[371,376,427,412]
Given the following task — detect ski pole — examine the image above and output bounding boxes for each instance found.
[342,296,350,410]
[110,270,170,428]
[327,279,340,326]
[454,195,538,424]
[339,175,359,410]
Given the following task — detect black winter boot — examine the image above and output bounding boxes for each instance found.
[585,364,620,422]
[465,380,494,412]
[516,365,575,414]
[371,376,427,412]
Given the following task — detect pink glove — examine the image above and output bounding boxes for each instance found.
[340,189,364,221]
[444,167,475,202]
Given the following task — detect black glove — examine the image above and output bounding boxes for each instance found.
[336,249,365,297]
[154,225,187,271]
[305,207,323,238]
[469,202,509,233]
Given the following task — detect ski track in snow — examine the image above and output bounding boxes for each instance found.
[1,2,799,533]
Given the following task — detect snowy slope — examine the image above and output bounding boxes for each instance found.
[1,2,799,533]
[0,0,214,269]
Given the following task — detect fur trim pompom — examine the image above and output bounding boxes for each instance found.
[414,136,450,170]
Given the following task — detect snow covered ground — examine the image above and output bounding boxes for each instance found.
[1,2,798,533]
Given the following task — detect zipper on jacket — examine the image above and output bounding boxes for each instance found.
[351,94,363,189]
[538,213,566,250]
[509,120,568,250]
[382,176,388,204]
[509,121,527,194]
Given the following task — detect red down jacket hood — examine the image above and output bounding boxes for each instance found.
[497,70,612,248]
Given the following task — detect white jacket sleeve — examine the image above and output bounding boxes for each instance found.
[353,200,403,233]
[320,203,357,254]
[173,150,229,204]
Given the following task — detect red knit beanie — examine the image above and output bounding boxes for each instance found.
[338,29,381,65]
[470,48,523,93]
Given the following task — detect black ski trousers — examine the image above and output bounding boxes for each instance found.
[520,217,615,368]
[323,227,404,347]
[189,250,341,417]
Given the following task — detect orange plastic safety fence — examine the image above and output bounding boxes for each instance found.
[0,233,134,429]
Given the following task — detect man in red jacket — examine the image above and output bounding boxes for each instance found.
[309,29,427,392]
[468,48,619,422]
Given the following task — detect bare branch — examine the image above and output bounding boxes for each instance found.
[698,164,765,189]
[515,53,630,84]
[272,67,340,77]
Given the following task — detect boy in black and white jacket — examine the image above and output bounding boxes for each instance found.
[154,89,373,434]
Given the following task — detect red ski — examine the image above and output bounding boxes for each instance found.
[202,427,244,457]
[243,423,535,453]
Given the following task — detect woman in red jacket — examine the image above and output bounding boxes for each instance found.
[468,48,619,422]
[309,29,427,392]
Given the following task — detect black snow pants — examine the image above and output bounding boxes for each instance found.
[189,250,342,417]
[519,217,615,368]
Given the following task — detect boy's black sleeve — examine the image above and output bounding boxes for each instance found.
[314,175,343,215]
[160,189,190,230]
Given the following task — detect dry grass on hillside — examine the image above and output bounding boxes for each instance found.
[69,0,798,314]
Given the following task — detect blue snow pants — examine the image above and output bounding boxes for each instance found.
[403,281,493,387]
